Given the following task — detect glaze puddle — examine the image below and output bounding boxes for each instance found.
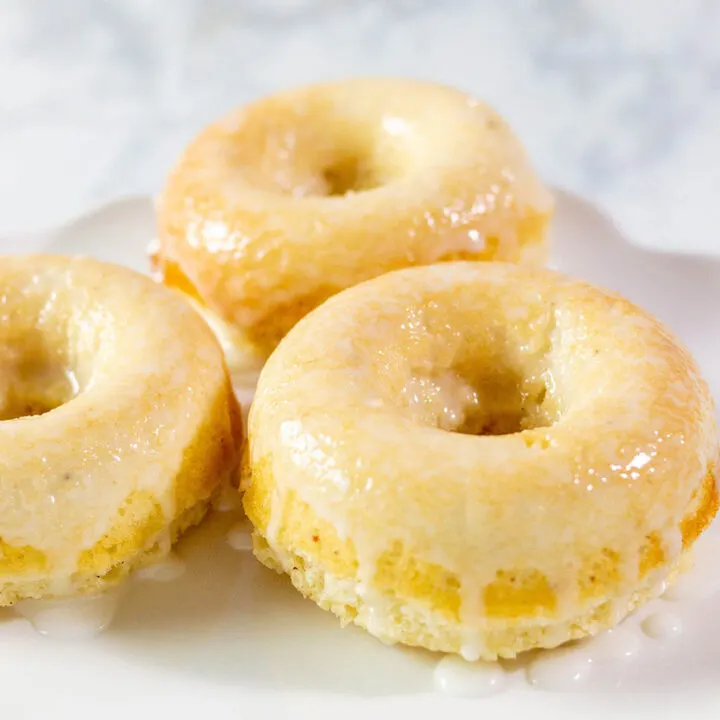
[134,553,187,583]
[15,590,122,639]
[525,626,641,691]
[226,521,254,552]
[434,655,506,697]
[641,611,683,640]
[212,486,244,513]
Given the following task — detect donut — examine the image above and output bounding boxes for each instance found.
[154,78,553,374]
[242,261,718,660]
[0,255,242,605]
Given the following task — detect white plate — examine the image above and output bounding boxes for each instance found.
[2,191,720,720]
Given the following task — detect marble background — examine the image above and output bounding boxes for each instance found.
[1,0,719,252]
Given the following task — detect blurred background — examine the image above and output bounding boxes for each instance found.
[1,0,719,252]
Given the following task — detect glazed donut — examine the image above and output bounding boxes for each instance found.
[242,261,718,660]
[0,255,242,604]
[154,78,553,374]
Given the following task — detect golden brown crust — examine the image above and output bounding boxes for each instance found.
[250,526,687,660]
[680,467,719,549]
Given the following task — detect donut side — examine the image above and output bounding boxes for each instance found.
[244,458,716,660]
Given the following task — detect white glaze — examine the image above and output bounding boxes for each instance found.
[661,534,720,602]
[134,553,187,582]
[191,298,265,378]
[235,386,255,428]
[226,522,254,552]
[15,591,122,639]
[434,655,507,697]
[212,487,243,514]
[641,611,684,640]
[585,626,641,661]
[459,639,485,663]
[526,645,594,690]
[662,570,720,602]
[526,627,640,691]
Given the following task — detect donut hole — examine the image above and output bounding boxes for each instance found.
[0,331,79,420]
[0,274,120,423]
[320,154,381,196]
[272,135,401,199]
[455,374,555,436]
[373,288,564,438]
[224,96,411,198]
[400,364,558,437]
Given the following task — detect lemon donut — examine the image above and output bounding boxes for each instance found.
[0,255,242,605]
[154,78,553,374]
[242,261,718,660]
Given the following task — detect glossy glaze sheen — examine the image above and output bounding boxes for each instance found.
[155,78,553,370]
[0,255,242,603]
[243,262,718,660]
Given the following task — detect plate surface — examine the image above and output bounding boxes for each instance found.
[2,191,720,719]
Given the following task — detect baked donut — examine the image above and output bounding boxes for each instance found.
[0,255,242,604]
[242,261,718,660]
[154,78,553,374]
